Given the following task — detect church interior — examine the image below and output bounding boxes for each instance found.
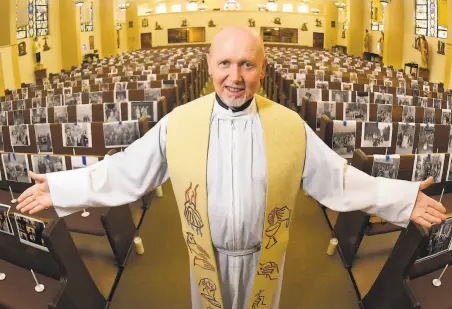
[0,0,452,308]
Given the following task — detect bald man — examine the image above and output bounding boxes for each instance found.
[17,27,446,309]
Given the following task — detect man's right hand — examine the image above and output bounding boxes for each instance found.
[17,171,53,215]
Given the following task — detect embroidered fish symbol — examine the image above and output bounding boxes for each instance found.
[186,232,215,272]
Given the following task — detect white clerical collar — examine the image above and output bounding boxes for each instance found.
[213,95,257,118]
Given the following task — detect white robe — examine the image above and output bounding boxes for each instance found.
[47,97,420,309]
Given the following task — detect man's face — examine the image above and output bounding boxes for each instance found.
[207,32,266,108]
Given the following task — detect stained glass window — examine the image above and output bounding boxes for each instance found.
[81,2,94,32]
[16,0,49,39]
[415,0,448,38]
[370,0,384,31]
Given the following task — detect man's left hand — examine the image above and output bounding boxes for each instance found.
[410,177,448,228]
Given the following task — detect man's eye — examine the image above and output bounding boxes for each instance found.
[219,61,230,66]
[242,62,253,68]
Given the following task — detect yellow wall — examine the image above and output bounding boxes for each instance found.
[346,0,364,57]
[139,11,326,48]
[117,24,128,53]
[324,2,338,49]
[0,46,16,90]
[383,0,405,68]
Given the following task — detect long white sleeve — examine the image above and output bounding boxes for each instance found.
[302,122,420,228]
[48,114,170,217]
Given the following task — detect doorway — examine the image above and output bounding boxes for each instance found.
[313,32,324,49]
[141,32,152,49]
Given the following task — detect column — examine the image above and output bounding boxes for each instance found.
[324,2,338,50]
[99,0,118,58]
[126,3,140,51]
[0,0,21,91]
[443,0,452,88]
[382,0,405,69]
[59,0,82,69]
[346,0,365,57]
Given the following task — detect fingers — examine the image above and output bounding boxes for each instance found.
[29,202,50,215]
[423,212,442,225]
[17,195,36,211]
[419,176,433,190]
[18,200,39,214]
[415,217,432,229]
[29,171,46,184]
[427,204,448,221]
[17,186,36,207]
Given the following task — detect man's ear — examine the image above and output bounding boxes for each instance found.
[207,53,212,76]
[260,57,268,80]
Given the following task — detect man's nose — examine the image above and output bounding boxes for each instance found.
[229,65,242,83]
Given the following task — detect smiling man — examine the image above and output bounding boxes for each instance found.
[17,27,446,309]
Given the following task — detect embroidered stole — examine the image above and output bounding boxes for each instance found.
[167,93,306,309]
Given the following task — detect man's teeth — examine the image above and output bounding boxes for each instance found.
[226,86,244,92]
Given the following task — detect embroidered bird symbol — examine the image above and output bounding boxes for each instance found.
[186,232,215,272]
[184,183,204,236]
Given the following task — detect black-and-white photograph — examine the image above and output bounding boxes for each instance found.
[62,123,92,147]
[71,156,99,169]
[21,88,28,99]
[82,84,90,94]
[168,73,178,80]
[144,88,161,102]
[64,94,75,106]
[63,87,72,95]
[447,155,452,181]
[398,79,406,89]
[415,96,428,107]
[76,104,92,122]
[31,155,66,173]
[412,153,444,183]
[356,91,370,104]
[442,109,451,125]
[115,90,129,103]
[34,90,42,99]
[34,123,52,153]
[129,102,154,121]
[371,154,400,179]
[162,80,176,89]
[397,95,413,106]
[383,80,393,87]
[16,100,25,110]
[350,73,358,84]
[1,101,11,112]
[396,87,406,96]
[341,83,353,91]
[1,153,31,183]
[13,110,24,125]
[73,93,82,105]
[396,122,415,154]
[332,120,356,158]
[9,124,29,146]
[411,80,419,90]
[361,122,392,148]
[374,92,393,105]
[0,132,4,152]
[101,83,110,92]
[0,204,13,236]
[402,105,416,122]
[0,111,7,126]
[31,108,47,124]
[343,102,369,121]
[54,106,68,123]
[32,97,43,108]
[417,124,435,154]
[412,89,420,97]
[114,82,128,92]
[424,107,435,124]
[104,103,121,122]
[137,81,150,90]
[330,90,351,103]
[316,101,336,131]
[330,76,342,83]
[433,98,443,109]
[314,74,324,82]
[89,91,103,104]
[377,104,393,123]
[315,81,329,90]
[416,217,452,263]
[14,214,48,252]
[103,120,140,148]
[297,88,322,106]
[147,74,157,82]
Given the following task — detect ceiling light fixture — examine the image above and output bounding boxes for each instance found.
[73,0,85,7]
[198,1,208,12]
[311,7,320,15]
[224,0,240,11]
[266,0,277,12]
[380,0,391,6]
[118,1,131,11]
[187,0,198,11]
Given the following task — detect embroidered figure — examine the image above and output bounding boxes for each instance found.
[186,232,215,271]
[252,289,266,309]
[199,278,222,308]
[185,182,204,235]
[265,206,291,249]
[257,261,279,280]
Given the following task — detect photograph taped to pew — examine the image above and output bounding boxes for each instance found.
[114,82,128,92]
[356,91,370,104]
[162,79,176,89]
[31,155,66,174]
[71,156,99,169]
[0,204,14,236]
[63,87,72,95]
[9,124,30,146]
[341,83,353,91]
[417,123,435,154]
[137,81,150,90]
[330,90,351,103]
[332,120,356,159]
[104,103,121,122]
[374,92,393,105]
[442,109,451,125]
[376,104,392,123]
[371,154,400,179]
[103,120,140,148]
[16,100,25,110]
[433,98,443,109]
[32,97,43,108]
[1,101,11,111]
[315,81,329,90]
[412,153,445,183]
[46,94,62,108]
[144,88,161,102]
[31,108,47,124]
[64,93,80,106]
[14,213,48,252]
[316,102,336,131]
[447,155,452,181]
[361,122,392,148]
[424,107,435,124]
[76,104,93,123]
[115,90,129,103]
[416,217,452,263]
[396,122,415,154]
[129,101,156,121]
[402,105,416,122]
[297,88,322,106]
[34,124,52,153]
[396,95,413,106]
[1,153,31,183]
[415,96,428,108]
[88,91,103,104]
[35,90,42,99]
[54,106,68,123]
[62,123,92,148]
[12,110,24,125]
[343,102,369,121]
[396,87,406,96]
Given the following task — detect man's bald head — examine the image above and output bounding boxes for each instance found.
[207,27,267,109]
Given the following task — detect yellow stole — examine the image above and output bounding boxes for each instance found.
[167,93,306,309]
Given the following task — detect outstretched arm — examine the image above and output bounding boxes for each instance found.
[17,114,170,217]
[301,122,446,228]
